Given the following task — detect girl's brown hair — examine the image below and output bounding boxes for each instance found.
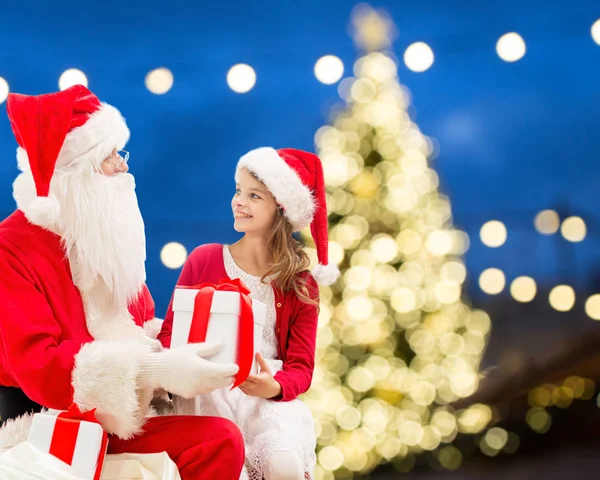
[261,207,319,307]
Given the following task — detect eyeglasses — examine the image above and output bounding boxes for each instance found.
[106,150,129,167]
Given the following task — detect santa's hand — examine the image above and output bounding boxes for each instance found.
[239,353,282,399]
[139,342,239,398]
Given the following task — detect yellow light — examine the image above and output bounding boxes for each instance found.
[457,404,493,434]
[347,367,375,392]
[400,150,428,176]
[350,78,377,103]
[528,386,551,407]
[345,296,373,321]
[551,385,574,408]
[343,449,368,471]
[484,427,508,450]
[431,410,457,436]
[376,436,403,460]
[328,241,345,266]
[410,381,436,406]
[504,432,520,454]
[585,294,600,320]
[315,55,345,85]
[59,68,88,91]
[496,32,526,62]
[0,77,8,104]
[336,406,362,430]
[437,445,462,471]
[479,268,506,295]
[145,67,174,95]
[564,376,586,399]
[526,408,551,433]
[345,266,372,291]
[404,42,434,72]
[549,285,576,312]
[227,64,256,93]
[435,281,461,304]
[440,261,467,285]
[397,229,422,256]
[160,242,188,269]
[318,445,345,471]
[439,333,465,357]
[510,276,537,303]
[426,230,453,256]
[391,287,417,313]
[408,330,435,355]
[479,220,507,248]
[561,216,586,242]
[370,234,398,263]
[450,371,478,397]
[534,209,560,235]
[592,19,600,45]
[419,425,442,451]
[466,310,492,335]
[398,420,424,446]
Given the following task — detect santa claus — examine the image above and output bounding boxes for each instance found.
[0,84,244,479]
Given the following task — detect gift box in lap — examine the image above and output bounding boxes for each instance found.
[27,406,107,480]
[171,282,266,378]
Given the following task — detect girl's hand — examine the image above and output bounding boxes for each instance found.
[239,353,282,399]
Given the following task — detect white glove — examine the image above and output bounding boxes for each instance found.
[139,342,239,398]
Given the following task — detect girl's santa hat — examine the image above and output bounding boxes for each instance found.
[236,147,340,286]
[6,84,130,228]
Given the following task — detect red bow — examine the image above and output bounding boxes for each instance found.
[49,404,108,480]
[179,278,254,389]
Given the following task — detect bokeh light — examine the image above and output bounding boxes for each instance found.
[549,285,576,312]
[480,220,507,247]
[479,268,506,295]
[534,210,560,235]
[145,67,174,94]
[496,32,526,62]
[315,55,345,84]
[227,64,257,93]
[404,42,434,72]
[160,242,188,269]
[561,216,586,242]
[59,68,88,91]
[510,276,537,303]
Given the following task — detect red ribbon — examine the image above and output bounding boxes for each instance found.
[48,404,108,480]
[179,278,254,389]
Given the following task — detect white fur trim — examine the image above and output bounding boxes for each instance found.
[0,411,37,451]
[57,102,130,171]
[72,339,152,440]
[311,263,340,286]
[143,318,164,340]
[236,147,315,231]
[20,195,60,229]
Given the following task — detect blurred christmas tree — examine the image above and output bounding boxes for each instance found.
[302,5,493,478]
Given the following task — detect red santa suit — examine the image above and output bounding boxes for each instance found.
[0,85,244,479]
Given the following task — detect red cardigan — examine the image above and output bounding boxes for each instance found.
[158,243,320,402]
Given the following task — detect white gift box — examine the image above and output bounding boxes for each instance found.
[28,412,107,480]
[172,288,266,374]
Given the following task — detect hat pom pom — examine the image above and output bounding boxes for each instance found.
[312,263,341,286]
[23,195,60,228]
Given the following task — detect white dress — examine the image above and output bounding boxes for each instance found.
[193,245,316,480]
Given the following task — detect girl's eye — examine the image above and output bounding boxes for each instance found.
[251,193,261,200]
[234,188,241,195]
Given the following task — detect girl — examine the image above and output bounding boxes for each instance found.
[158,147,339,480]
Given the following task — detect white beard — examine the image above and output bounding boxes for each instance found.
[14,168,152,342]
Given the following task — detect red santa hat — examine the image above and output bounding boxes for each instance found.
[236,147,340,286]
[6,84,130,228]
